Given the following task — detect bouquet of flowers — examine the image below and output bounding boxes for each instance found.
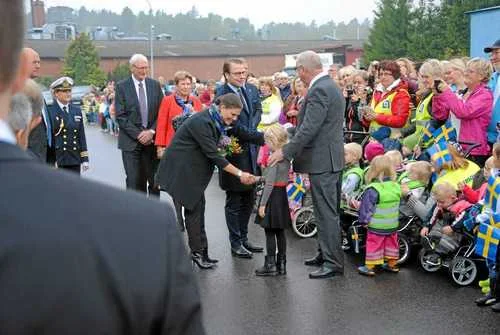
[217,135,242,157]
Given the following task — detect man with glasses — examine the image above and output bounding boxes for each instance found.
[485,39,500,146]
[48,76,89,175]
[115,54,164,196]
[216,58,263,258]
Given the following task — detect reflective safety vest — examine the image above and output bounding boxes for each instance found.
[367,181,401,232]
[414,92,433,135]
[369,89,409,138]
[434,160,480,190]
[258,94,282,131]
[407,180,426,191]
[343,166,364,192]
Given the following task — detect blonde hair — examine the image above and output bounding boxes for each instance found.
[258,76,280,96]
[419,59,443,79]
[485,156,495,171]
[384,150,403,168]
[467,58,493,84]
[396,57,416,77]
[493,143,500,159]
[264,124,288,149]
[409,161,433,184]
[432,182,457,200]
[173,70,193,85]
[443,58,466,74]
[365,155,396,184]
[344,142,363,162]
[339,65,356,79]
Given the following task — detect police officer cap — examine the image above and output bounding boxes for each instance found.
[484,39,500,53]
[50,76,74,90]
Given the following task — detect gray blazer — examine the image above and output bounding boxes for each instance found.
[283,75,345,174]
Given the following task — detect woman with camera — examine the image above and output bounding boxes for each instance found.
[344,70,371,144]
[432,58,494,166]
[156,93,264,269]
[362,60,411,141]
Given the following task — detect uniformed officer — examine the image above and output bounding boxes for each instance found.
[48,77,89,175]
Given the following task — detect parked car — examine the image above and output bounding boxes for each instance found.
[42,85,93,106]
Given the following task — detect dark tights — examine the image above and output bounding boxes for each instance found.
[265,228,286,256]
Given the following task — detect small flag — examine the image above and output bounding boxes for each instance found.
[462,204,482,232]
[475,220,500,262]
[426,139,452,168]
[484,175,500,213]
[432,120,457,143]
[421,124,435,147]
[287,174,306,203]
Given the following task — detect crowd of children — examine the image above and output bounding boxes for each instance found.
[338,134,500,313]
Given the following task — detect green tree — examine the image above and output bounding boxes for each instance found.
[62,33,107,87]
[108,63,131,82]
[364,0,412,61]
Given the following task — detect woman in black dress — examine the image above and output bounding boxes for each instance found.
[157,93,264,269]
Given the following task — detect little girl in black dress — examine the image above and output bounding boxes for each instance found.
[255,124,291,276]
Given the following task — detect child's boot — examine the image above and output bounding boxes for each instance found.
[276,254,286,275]
[255,256,278,276]
[358,265,375,276]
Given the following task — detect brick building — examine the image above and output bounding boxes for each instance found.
[24,39,364,81]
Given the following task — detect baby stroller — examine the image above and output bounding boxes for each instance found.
[418,205,484,286]
[290,174,316,238]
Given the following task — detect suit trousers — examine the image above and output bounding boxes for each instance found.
[225,190,254,249]
[60,164,81,175]
[184,195,208,254]
[309,171,344,270]
[121,144,159,197]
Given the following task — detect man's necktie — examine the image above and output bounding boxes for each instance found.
[238,87,249,113]
[62,106,68,113]
[138,82,148,128]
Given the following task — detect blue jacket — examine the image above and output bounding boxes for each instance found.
[215,83,262,191]
[48,102,88,167]
[487,72,500,144]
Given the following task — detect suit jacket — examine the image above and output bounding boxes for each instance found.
[215,83,262,192]
[28,101,51,162]
[157,110,264,210]
[0,141,204,334]
[48,102,88,167]
[283,75,345,174]
[115,77,164,151]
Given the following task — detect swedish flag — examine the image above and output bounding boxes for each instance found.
[484,175,500,213]
[287,174,306,203]
[432,120,457,143]
[421,124,435,147]
[475,219,500,262]
[426,139,452,168]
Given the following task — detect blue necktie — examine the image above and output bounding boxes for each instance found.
[44,102,52,147]
[238,87,249,113]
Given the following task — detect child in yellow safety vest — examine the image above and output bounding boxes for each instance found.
[400,161,434,221]
[342,142,364,201]
[357,156,401,276]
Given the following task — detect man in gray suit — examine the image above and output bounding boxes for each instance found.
[269,50,345,279]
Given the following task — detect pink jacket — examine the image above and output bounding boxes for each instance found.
[432,83,493,156]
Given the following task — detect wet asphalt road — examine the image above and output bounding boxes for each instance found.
[84,125,499,335]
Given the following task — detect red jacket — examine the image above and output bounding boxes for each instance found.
[364,80,410,128]
[155,95,202,148]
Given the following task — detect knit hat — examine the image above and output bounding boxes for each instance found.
[370,126,391,143]
[364,141,385,162]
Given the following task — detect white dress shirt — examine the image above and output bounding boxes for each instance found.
[56,99,69,112]
[132,76,148,110]
[309,72,329,89]
[0,119,16,144]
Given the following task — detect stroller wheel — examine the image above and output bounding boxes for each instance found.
[396,235,410,266]
[418,248,442,273]
[292,206,317,238]
[449,256,477,286]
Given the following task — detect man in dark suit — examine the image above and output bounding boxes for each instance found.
[25,47,53,163]
[215,58,263,258]
[0,2,205,333]
[269,50,345,279]
[115,54,163,196]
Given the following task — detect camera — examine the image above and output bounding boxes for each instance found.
[434,79,442,93]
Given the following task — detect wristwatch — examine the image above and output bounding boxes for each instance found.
[237,170,243,177]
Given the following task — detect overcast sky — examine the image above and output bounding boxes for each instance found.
[40,0,377,27]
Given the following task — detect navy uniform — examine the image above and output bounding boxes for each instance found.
[48,77,89,175]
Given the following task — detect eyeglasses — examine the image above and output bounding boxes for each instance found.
[230,71,248,77]
[379,71,393,77]
[133,65,149,71]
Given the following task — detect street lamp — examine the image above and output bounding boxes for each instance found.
[145,0,154,78]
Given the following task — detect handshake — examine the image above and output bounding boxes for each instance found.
[239,171,259,185]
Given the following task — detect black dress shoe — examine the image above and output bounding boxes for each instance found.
[243,241,263,253]
[309,265,337,279]
[304,254,324,266]
[231,246,253,258]
[491,301,500,312]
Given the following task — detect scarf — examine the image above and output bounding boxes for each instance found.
[175,95,193,115]
[209,104,227,136]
